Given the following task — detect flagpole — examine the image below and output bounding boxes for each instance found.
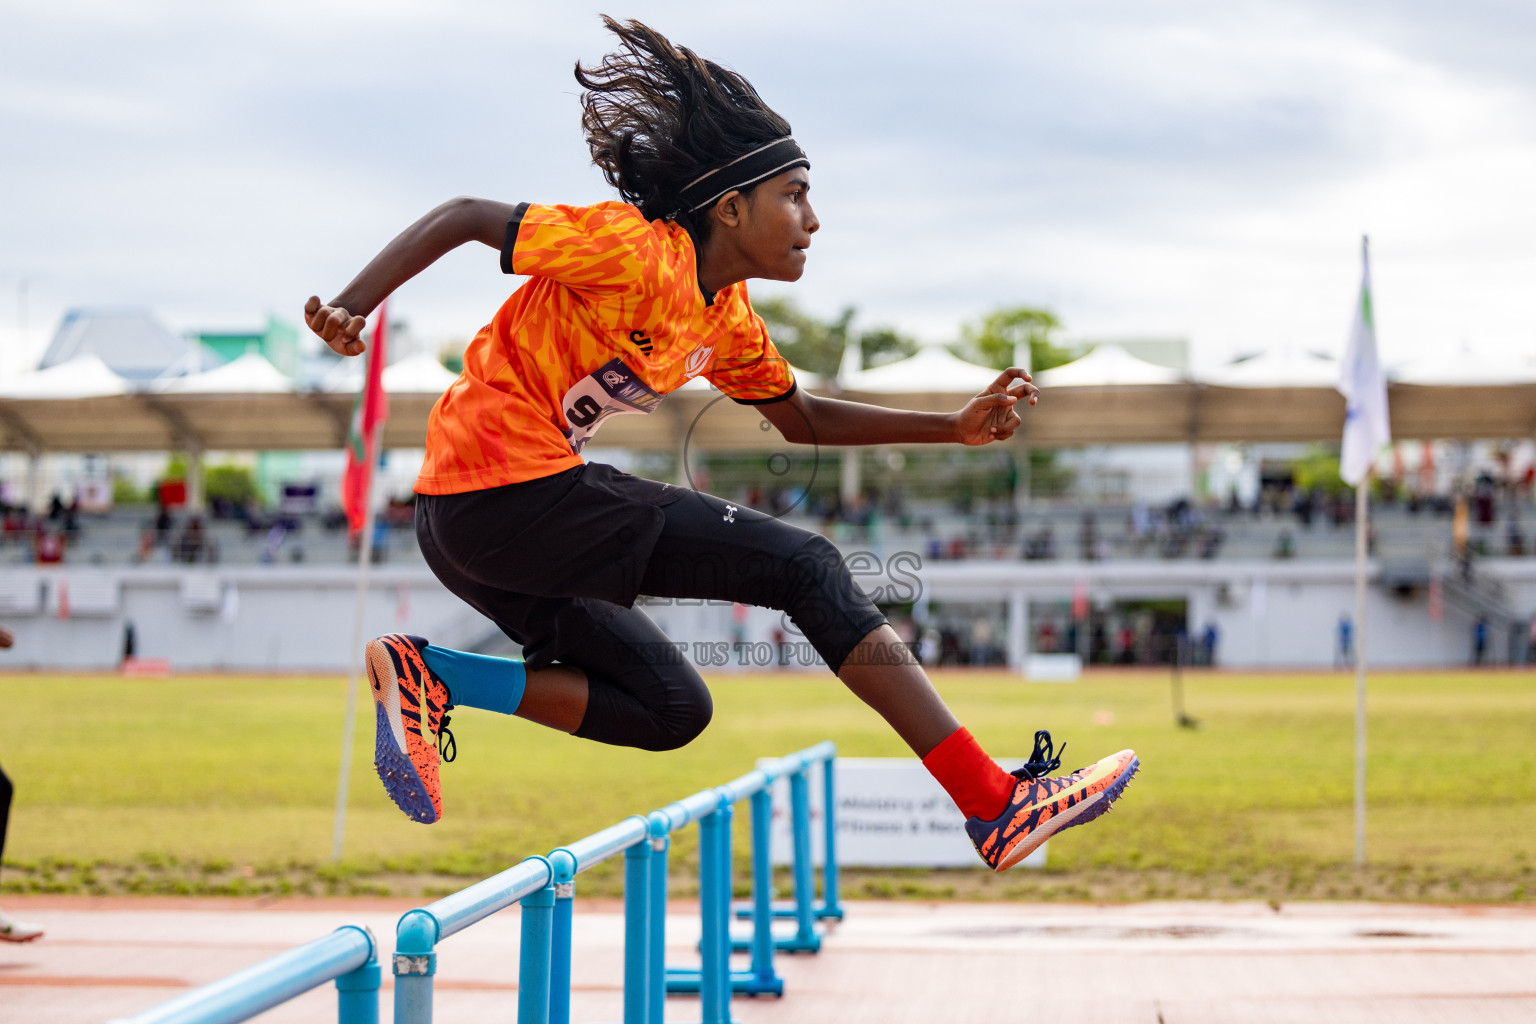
[1353,473,1368,866]
[331,421,380,862]
[1339,232,1383,869]
[329,300,390,863]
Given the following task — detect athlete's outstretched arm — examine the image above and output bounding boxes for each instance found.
[759,367,1038,447]
[304,197,520,356]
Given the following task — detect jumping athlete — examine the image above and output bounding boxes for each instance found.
[304,17,1137,872]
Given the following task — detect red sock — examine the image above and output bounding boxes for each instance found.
[921,726,1016,821]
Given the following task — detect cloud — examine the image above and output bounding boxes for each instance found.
[0,0,1532,373]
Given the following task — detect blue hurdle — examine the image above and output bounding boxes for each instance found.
[732,747,844,930]
[110,741,842,1024]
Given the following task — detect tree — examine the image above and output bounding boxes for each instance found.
[206,464,259,506]
[854,325,920,370]
[753,297,919,377]
[1291,446,1346,496]
[957,306,1071,372]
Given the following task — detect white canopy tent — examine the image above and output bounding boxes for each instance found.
[1035,344,1183,387]
[1199,349,1340,388]
[840,346,1000,394]
[155,352,294,394]
[381,353,461,394]
[3,348,1535,459]
[675,362,827,394]
[324,352,463,396]
[1392,347,1536,386]
[0,355,132,399]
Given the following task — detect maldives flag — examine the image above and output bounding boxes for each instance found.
[342,303,389,536]
[1337,237,1389,486]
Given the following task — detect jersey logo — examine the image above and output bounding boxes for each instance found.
[629,330,653,355]
[684,345,715,379]
[602,369,626,387]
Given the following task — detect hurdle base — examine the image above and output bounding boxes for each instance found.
[732,900,844,921]
[727,931,822,954]
[664,966,785,997]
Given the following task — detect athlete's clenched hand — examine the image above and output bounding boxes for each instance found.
[304,296,368,356]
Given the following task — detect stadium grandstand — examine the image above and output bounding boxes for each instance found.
[1,307,1533,673]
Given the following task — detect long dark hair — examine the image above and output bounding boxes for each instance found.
[576,16,792,237]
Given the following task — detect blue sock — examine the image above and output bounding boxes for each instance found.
[419,645,527,716]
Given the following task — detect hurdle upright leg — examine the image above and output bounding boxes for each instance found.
[744,787,784,994]
[393,910,438,1024]
[518,885,556,1024]
[782,767,821,953]
[647,816,670,1024]
[622,839,652,1023]
[818,751,844,921]
[549,880,574,1024]
[698,797,741,1024]
[333,926,381,1024]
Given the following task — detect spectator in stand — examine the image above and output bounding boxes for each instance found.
[1036,620,1058,654]
[1506,518,1526,557]
[1473,617,1489,666]
[1022,524,1056,561]
[939,627,965,666]
[154,504,175,544]
[2,506,26,544]
[61,498,80,541]
[918,626,941,666]
[1129,504,1151,555]
[1473,476,1496,527]
[1274,530,1295,560]
[1198,526,1224,559]
[1295,489,1315,528]
[33,528,63,565]
[1202,622,1219,666]
[134,528,157,563]
[1078,512,1098,562]
[176,517,208,564]
[969,618,999,666]
[259,522,288,563]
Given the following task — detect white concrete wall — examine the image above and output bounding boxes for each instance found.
[0,567,495,672]
[0,557,1530,671]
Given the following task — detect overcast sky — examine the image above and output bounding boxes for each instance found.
[2,0,1534,377]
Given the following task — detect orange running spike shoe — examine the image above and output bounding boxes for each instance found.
[965,731,1139,872]
[367,634,456,824]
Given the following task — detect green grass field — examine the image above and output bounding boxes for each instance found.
[1,669,1532,902]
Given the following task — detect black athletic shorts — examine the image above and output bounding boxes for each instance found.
[415,462,887,750]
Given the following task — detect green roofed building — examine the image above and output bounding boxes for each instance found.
[197,316,301,378]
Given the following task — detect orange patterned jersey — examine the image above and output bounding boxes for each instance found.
[415,201,796,494]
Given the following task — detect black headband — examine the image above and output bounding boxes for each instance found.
[678,137,810,213]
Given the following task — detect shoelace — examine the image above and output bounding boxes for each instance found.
[1010,730,1065,780]
[437,706,457,763]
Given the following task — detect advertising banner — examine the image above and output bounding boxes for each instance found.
[767,757,1046,869]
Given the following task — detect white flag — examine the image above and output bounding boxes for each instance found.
[1337,236,1390,485]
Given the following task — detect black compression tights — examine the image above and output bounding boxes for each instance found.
[417,487,886,752]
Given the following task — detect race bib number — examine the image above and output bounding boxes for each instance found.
[560,358,664,454]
